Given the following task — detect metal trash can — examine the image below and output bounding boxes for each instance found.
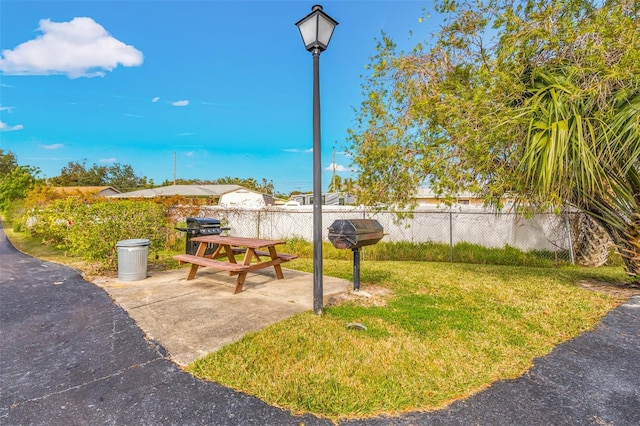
[116,239,150,282]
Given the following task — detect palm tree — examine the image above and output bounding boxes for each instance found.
[518,70,639,277]
[328,174,343,193]
[574,214,612,268]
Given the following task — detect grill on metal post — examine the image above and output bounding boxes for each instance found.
[328,219,384,291]
[175,217,228,255]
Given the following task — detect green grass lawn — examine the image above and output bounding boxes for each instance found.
[187,259,628,420]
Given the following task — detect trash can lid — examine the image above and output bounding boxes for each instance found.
[116,238,150,247]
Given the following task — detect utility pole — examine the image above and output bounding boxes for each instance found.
[332,145,336,190]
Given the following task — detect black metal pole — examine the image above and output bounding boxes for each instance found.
[353,247,360,291]
[312,47,324,315]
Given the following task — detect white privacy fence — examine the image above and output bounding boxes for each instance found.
[171,205,576,261]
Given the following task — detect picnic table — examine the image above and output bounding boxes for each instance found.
[173,235,297,293]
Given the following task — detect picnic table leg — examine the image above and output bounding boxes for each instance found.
[220,244,239,278]
[222,244,237,263]
[268,246,285,279]
[187,241,208,280]
[233,273,248,294]
[232,248,256,293]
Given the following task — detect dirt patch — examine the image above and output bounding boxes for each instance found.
[326,285,393,307]
[577,279,640,298]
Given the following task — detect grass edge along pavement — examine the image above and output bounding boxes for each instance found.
[187,258,631,420]
[3,225,635,421]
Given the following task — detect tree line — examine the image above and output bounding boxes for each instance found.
[48,160,152,192]
[0,150,283,212]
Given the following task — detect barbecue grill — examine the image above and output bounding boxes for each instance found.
[328,219,384,290]
[175,217,228,255]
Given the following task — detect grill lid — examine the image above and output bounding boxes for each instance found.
[186,217,221,229]
[328,219,384,249]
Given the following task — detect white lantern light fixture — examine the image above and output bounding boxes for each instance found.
[295,5,338,52]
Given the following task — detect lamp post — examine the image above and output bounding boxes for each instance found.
[296,5,338,315]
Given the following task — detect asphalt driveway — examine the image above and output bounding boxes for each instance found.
[1,223,639,425]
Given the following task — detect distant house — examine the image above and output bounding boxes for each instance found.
[218,189,275,209]
[412,187,479,207]
[109,184,245,200]
[51,186,121,197]
[414,187,514,208]
[292,192,356,206]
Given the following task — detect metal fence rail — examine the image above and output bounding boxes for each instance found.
[170,206,577,263]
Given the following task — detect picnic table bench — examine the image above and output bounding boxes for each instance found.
[173,235,297,293]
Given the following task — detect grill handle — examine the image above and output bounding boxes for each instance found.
[174,227,199,235]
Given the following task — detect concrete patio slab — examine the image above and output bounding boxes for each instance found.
[93,266,351,366]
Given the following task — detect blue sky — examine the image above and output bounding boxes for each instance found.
[1,1,437,194]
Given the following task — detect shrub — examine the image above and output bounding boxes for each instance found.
[25,198,83,247]
[24,198,170,265]
[65,200,168,263]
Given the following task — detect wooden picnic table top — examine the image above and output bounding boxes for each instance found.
[190,235,285,249]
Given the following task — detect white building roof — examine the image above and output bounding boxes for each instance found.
[109,184,245,198]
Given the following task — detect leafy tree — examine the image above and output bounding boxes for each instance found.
[106,163,151,192]
[0,150,39,213]
[348,0,639,277]
[49,160,105,186]
[0,149,18,175]
[48,160,150,191]
[211,176,276,195]
[256,178,276,196]
[160,178,202,185]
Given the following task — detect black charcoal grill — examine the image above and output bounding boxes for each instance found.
[328,219,384,290]
[175,217,228,255]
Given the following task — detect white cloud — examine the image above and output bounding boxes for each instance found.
[39,143,64,150]
[0,17,143,78]
[99,158,117,163]
[152,97,160,103]
[0,106,15,112]
[283,147,314,153]
[0,120,23,131]
[172,100,189,107]
[177,132,196,136]
[325,162,353,172]
[185,151,194,157]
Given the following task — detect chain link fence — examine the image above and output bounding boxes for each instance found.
[170,205,578,263]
